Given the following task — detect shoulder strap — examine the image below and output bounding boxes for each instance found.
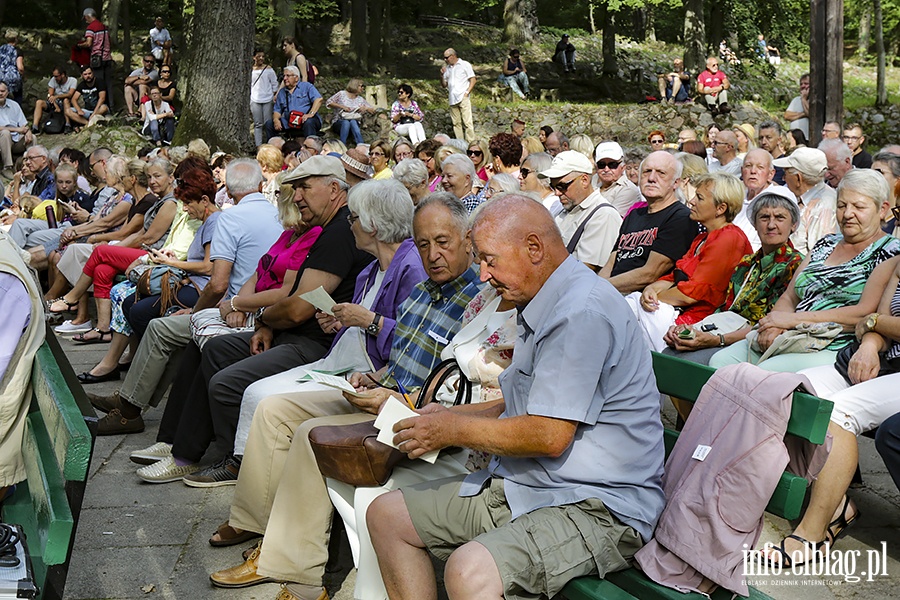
[566,202,615,254]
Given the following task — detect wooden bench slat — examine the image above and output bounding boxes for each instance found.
[31,343,92,481]
[3,412,75,566]
[562,575,639,600]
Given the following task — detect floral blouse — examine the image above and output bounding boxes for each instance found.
[722,242,804,324]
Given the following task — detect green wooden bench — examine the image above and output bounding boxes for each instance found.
[2,331,97,600]
[562,352,834,600]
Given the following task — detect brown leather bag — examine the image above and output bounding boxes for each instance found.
[308,359,472,487]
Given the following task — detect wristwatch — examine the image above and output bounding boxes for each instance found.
[254,306,267,329]
[366,313,381,336]
[865,313,879,334]
[717,333,726,347]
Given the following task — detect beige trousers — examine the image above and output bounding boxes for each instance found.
[449,95,475,143]
[0,131,28,168]
[228,384,374,585]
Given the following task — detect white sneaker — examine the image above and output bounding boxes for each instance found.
[136,455,200,483]
[130,442,173,465]
[54,320,93,334]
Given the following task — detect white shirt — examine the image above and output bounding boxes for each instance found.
[714,156,743,177]
[600,173,642,216]
[149,27,171,59]
[786,96,809,138]
[541,191,564,217]
[0,100,26,142]
[791,182,837,255]
[49,76,77,96]
[443,59,475,106]
[555,188,623,267]
[250,66,279,103]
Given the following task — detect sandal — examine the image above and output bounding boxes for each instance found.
[760,534,826,568]
[209,522,260,548]
[72,328,113,345]
[826,496,861,544]
[47,297,79,314]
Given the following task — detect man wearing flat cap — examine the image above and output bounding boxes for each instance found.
[543,150,622,272]
[775,147,836,255]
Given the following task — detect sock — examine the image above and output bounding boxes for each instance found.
[284,583,324,600]
[119,398,141,419]
[173,456,193,467]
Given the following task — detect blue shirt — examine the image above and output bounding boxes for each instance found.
[274,82,322,117]
[460,256,666,542]
[209,193,282,298]
[186,211,221,290]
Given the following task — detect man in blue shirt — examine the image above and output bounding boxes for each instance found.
[268,66,323,139]
[369,195,666,600]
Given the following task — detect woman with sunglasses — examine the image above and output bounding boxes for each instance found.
[466,139,491,182]
[390,84,425,144]
[156,64,176,107]
[647,130,666,151]
[369,140,392,180]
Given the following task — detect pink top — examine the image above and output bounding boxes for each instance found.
[255,227,322,292]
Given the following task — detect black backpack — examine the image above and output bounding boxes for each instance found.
[42,111,66,135]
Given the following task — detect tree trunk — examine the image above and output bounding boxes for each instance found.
[601,4,616,76]
[350,0,368,69]
[368,0,383,63]
[173,0,255,153]
[122,0,131,106]
[858,2,872,55]
[708,4,724,56]
[107,0,122,55]
[502,0,538,46]
[589,1,596,35]
[683,0,705,71]
[646,8,657,42]
[874,0,887,105]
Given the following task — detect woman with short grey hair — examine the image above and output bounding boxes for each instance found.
[348,179,414,243]
[392,158,429,205]
[484,172,519,199]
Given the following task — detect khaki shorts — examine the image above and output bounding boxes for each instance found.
[401,475,643,600]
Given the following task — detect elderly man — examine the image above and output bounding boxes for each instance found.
[843,123,872,169]
[783,73,810,138]
[519,151,561,216]
[757,120,787,186]
[677,129,698,146]
[208,193,483,600]
[544,131,569,157]
[657,58,691,104]
[599,151,697,293]
[269,66,323,139]
[819,138,853,189]
[711,130,742,176]
[86,159,282,435]
[0,81,32,179]
[441,153,481,213]
[393,157,429,205]
[821,121,842,140]
[593,141,641,216]
[441,48,476,143]
[31,66,77,134]
[775,147,836,255]
[697,56,730,114]
[542,150,621,272]
[123,54,158,118]
[732,148,777,250]
[368,195,665,600]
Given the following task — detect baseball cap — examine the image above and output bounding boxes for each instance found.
[594,141,624,163]
[282,155,346,184]
[772,147,827,177]
[540,151,594,179]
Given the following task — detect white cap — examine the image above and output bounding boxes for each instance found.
[594,141,624,162]
[540,151,594,179]
[772,147,827,178]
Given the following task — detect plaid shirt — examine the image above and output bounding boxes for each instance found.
[387,265,483,389]
[461,191,485,215]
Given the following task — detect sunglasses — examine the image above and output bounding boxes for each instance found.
[519,167,532,178]
[650,139,664,144]
[175,178,185,188]
[369,151,385,157]
[347,213,360,225]
[596,160,621,170]
[552,177,579,194]
[467,150,483,157]
[892,206,900,221]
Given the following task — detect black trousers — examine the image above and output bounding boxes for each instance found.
[161,330,329,462]
[876,412,900,493]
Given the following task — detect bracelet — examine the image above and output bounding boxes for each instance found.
[718,333,726,347]
[230,296,238,314]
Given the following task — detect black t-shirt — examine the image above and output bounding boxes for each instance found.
[611,201,698,277]
[77,79,102,110]
[127,193,159,221]
[285,205,374,345]
[852,150,873,169]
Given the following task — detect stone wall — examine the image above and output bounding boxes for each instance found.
[845,106,900,151]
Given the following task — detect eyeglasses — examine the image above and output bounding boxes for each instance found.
[519,167,532,179]
[347,213,360,225]
[842,135,861,141]
[711,141,732,147]
[552,176,579,194]
[143,59,155,64]
[443,54,452,60]
[596,160,621,170]
[175,178,185,188]
[369,151,385,157]
[892,206,900,221]
[160,69,171,73]
[89,158,105,168]
[23,155,39,162]
[467,150,483,157]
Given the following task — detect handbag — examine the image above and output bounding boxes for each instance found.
[134,265,193,315]
[90,55,102,69]
[398,115,415,125]
[308,359,471,487]
[287,110,305,128]
[693,310,751,335]
[340,110,362,121]
[190,307,255,349]
[746,321,843,364]
[834,340,900,384]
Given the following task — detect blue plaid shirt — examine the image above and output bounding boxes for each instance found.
[461,191,485,215]
[387,264,483,389]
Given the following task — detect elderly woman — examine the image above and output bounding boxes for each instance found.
[733,123,757,158]
[648,130,666,151]
[519,151,560,215]
[326,78,375,145]
[488,132,522,178]
[432,144,463,194]
[256,144,283,206]
[871,151,900,234]
[390,84,425,145]
[440,153,480,213]
[762,255,900,566]
[484,172,519,199]
[627,172,752,352]
[663,187,804,364]
[710,170,900,372]
[466,139,491,182]
[392,158,429,205]
[368,140,392,180]
[391,139,414,165]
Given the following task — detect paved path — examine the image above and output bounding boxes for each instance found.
[56,333,899,600]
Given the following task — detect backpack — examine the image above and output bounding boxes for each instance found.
[42,110,66,135]
[0,44,21,92]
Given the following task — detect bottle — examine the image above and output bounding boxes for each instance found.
[45,204,58,229]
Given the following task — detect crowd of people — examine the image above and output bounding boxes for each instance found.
[1,14,899,600]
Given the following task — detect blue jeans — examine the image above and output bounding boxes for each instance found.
[265,113,322,140]
[498,72,530,98]
[331,118,363,144]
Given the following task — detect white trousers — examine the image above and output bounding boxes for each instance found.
[798,365,900,436]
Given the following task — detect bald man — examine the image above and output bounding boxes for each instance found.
[369,195,666,600]
[712,130,742,176]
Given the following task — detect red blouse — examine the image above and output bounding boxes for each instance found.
[661,223,752,325]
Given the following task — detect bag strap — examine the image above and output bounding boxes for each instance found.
[417,358,471,408]
[566,202,614,254]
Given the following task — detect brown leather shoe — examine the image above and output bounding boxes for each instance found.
[86,390,121,414]
[275,583,329,600]
[96,408,145,436]
[209,543,276,588]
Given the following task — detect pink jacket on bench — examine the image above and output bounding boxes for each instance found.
[633,363,831,597]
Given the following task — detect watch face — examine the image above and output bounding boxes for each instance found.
[867,315,877,330]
